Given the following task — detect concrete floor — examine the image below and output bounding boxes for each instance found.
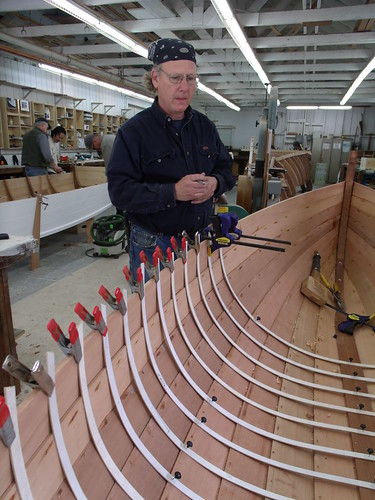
[8,207,131,402]
[7,185,240,402]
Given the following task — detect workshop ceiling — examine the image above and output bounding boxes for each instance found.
[0,0,374,110]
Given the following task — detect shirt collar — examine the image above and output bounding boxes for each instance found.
[151,97,194,127]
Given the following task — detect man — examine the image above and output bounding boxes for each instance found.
[48,126,66,172]
[107,38,235,280]
[22,117,63,176]
[84,133,115,169]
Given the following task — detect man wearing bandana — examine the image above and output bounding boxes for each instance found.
[107,38,235,280]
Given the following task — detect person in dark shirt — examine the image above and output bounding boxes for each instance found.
[22,118,63,176]
[107,38,235,279]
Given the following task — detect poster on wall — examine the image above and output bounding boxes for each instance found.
[6,97,17,110]
[20,99,30,112]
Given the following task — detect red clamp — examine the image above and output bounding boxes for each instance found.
[74,302,96,328]
[123,265,144,298]
[68,322,82,362]
[170,236,187,262]
[140,250,158,281]
[47,319,71,355]
[47,318,82,362]
[99,285,126,316]
[153,245,174,272]
[0,396,15,448]
[93,306,108,336]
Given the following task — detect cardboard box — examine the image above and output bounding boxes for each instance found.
[360,157,375,171]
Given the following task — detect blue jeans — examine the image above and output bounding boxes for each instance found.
[129,224,183,282]
[25,166,47,176]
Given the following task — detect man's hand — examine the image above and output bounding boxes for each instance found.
[51,163,63,174]
[175,173,218,204]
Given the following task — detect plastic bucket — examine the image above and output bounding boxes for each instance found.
[314,163,328,186]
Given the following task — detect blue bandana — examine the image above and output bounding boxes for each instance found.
[148,38,196,65]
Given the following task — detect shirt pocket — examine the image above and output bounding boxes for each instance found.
[199,145,219,172]
[142,149,176,180]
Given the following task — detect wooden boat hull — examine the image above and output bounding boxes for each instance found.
[1,179,375,499]
[0,167,111,238]
[0,184,111,238]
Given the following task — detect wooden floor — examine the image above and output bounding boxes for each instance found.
[1,182,375,499]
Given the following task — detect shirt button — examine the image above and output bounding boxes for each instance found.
[167,118,171,122]
[197,216,200,221]
[186,151,190,156]
[167,204,171,208]
[157,159,161,163]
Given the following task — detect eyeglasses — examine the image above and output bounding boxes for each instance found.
[159,68,198,86]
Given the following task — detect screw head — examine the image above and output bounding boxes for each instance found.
[368,448,374,455]
[359,403,365,410]
[360,423,366,430]
[186,441,193,448]
[353,371,358,376]
[349,357,353,362]
[174,471,182,480]
[211,396,217,402]
[201,416,207,423]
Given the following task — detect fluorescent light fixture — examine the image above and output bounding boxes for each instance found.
[38,63,153,103]
[43,0,148,58]
[287,106,318,110]
[319,106,352,110]
[210,0,270,88]
[340,55,375,105]
[286,105,352,110]
[39,63,72,77]
[43,0,241,111]
[197,81,240,111]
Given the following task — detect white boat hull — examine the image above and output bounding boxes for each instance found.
[0,183,112,238]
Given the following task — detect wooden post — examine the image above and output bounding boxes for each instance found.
[30,195,41,271]
[0,258,21,394]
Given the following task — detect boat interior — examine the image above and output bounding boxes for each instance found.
[1,162,375,499]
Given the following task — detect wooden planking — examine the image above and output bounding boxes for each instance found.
[74,166,107,187]
[47,172,76,192]
[3,181,375,498]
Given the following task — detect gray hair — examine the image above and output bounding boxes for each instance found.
[143,64,161,93]
[84,134,97,149]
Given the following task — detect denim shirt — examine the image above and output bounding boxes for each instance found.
[107,98,235,235]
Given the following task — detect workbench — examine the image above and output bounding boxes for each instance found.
[0,235,38,393]
[0,166,25,179]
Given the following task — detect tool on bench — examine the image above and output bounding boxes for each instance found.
[320,273,345,312]
[201,212,291,254]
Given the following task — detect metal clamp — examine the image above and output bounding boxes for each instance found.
[47,318,82,363]
[99,285,127,316]
[170,236,187,262]
[140,250,158,281]
[123,265,145,299]
[2,355,54,397]
[0,396,15,447]
[154,245,174,272]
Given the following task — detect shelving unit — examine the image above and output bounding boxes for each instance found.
[32,102,55,129]
[0,111,3,148]
[0,97,33,149]
[0,96,127,151]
